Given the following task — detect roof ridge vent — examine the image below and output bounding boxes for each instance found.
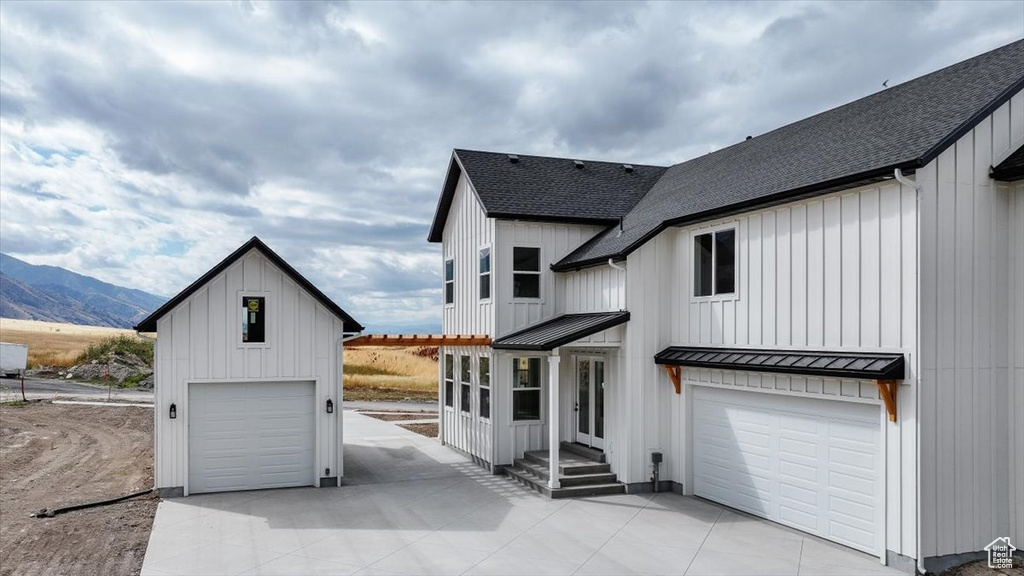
[507,154,520,164]
[622,164,634,173]
[574,160,585,169]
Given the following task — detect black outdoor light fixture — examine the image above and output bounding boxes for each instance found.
[326,399,334,414]
[169,403,177,419]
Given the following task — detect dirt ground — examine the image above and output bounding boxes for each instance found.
[942,558,1024,576]
[361,412,435,422]
[0,401,157,576]
[343,387,437,402]
[399,422,439,438]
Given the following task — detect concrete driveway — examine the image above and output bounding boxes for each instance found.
[141,412,902,576]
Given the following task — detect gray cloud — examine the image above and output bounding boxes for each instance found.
[1,0,1021,331]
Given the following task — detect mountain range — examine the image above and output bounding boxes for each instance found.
[0,253,166,328]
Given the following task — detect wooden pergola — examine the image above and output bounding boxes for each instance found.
[346,334,492,347]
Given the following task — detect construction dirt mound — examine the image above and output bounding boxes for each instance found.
[59,351,153,389]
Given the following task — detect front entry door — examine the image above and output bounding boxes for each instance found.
[575,357,605,449]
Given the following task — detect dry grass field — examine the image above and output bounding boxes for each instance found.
[344,346,438,402]
[0,319,439,400]
[0,318,143,368]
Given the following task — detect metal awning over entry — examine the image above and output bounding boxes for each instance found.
[655,346,906,421]
[491,312,630,351]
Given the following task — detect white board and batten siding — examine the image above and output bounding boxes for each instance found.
[918,91,1024,561]
[439,172,495,464]
[615,177,920,558]
[154,249,347,494]
[1010,180,1024,548]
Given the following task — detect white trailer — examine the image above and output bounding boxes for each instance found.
[0,342,28,378]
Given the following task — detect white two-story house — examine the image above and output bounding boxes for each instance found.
[427,39,1024,574]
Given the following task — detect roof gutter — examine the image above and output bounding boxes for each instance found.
[551,161,921,272]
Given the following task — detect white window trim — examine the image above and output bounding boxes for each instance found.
[510,355,544,425]
[511,245,543,302]
[444,257,455,308]
[690,222,740,303]
[479,245,492,303]
[236,290,271,349]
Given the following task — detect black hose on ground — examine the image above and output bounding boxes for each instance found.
[31,488,154,518]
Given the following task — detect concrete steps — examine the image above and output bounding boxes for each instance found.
[503,443,625,499]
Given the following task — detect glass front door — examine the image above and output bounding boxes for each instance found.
[575,357,605,449]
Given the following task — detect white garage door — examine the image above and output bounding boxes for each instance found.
[693,386,881,554]
[189,381,315,494]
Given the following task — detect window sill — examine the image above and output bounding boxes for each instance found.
[690,293,739,304]
[511,419,543,426]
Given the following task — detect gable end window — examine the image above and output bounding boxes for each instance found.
[444,259,454,304]
[479,248,491,300]
[513,247,541,299]
[241,296,266,343]
[694,228,736,297]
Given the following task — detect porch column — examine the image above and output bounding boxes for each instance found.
[548,348,560,489]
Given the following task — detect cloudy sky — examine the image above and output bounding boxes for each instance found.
[1,1,1021,332]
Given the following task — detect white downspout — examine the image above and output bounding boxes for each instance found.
[334,331,363,486]
[895,167,924,571]
[608,259,627,307]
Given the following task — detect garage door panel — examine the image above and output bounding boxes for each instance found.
[693,386,880,555]
[189,381,315,494]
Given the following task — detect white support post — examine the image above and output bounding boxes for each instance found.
[548,349,561,490]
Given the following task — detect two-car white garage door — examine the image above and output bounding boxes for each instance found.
[188,381,316,494]
[693,386,881,554]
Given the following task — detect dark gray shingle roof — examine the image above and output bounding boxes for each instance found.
[491,311,630,351]
[654,346,905,380]
[554,39,1024,270]
[134,237,363,333]
[427,150,666,242]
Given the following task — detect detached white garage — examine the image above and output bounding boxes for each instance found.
[135,237,363,497]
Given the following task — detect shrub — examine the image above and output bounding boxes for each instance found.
[76,335,154,366]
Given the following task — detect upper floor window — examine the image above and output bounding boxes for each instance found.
[479,248,491,300]
[241,296,265,343]
[694,228,736,297]
[444,258,454,304]
[513,247,541,298]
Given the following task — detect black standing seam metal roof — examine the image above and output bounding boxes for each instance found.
[654,346,905,380]
[133,237,364,333]
[991,143,1024,182]
[427,150,667,243]
[491,311,630,351]
[551,39,1024,270]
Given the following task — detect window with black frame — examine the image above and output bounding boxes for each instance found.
[694,228,736,297]
[444,259,454,304]
[512,357,541,420]
[444,353,454,407]
[512,247,540,298]
[479,248,491,300]
[460,355,471,413]
[241,296,265,343]
[478,356,490,419]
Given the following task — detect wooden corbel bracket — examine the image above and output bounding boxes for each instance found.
[662,365,682,395]
[876,380,898,422]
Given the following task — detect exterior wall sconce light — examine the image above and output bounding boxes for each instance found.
[169,403,177,419]
[326,399,334,414]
